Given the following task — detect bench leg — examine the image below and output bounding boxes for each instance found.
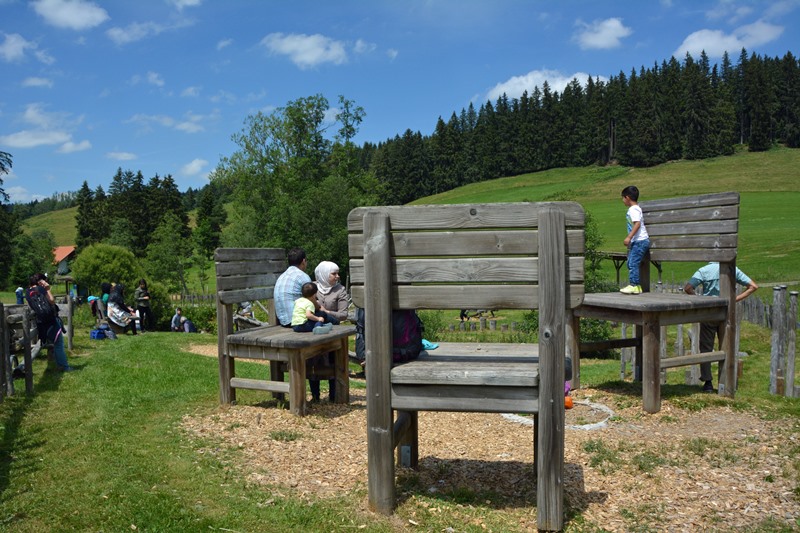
[334,338,349,404]
[533,412,539,479]
[396,411,418,469]
[288,354,307,416]
[218,353,235,404]
[642,312,661,413]
[270,361,285,403]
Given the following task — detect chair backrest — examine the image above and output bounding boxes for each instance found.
[640,191,739,263]
[214,248,287,330]
[347,202,585,312]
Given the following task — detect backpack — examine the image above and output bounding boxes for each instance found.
[354,308,424,365]
[26,287,57,325]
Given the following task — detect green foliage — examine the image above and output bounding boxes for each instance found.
[143,281,172,331]
[182,302,217,334]
[417,310,447,342]
[145,212,193,294]
[70,243,145,292]
[9,229,56,286]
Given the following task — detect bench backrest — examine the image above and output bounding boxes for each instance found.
[347,202,585,311]
[214,248,287,330]
[640,191,739,263]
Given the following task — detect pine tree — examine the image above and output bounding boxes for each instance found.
[75,181,96,250]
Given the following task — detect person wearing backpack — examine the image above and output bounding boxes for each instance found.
[26,273,74,372]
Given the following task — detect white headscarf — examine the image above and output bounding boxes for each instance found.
[314,261,339,296]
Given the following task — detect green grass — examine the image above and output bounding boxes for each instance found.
[20,206,78,246]
[415,146,800,286]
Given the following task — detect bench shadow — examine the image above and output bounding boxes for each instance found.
[250,391,368,419]
[395,457,605,521]
[590,379,712,400]
[0,362,72,499]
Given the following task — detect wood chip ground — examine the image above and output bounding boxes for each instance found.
[182,344,800,531]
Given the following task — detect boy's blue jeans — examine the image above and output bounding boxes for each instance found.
[627,239,650,286]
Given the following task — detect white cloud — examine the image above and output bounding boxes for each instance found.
[126,111,210,134]
[7,185,48,203]
[34,49,55,64]
[147,71,165,87]
[210,90,237,104]
[387,48,399,60]
[22,77,53,88]
[168,0,202,10]
[107,21,164,45]
[260,32,347,69]
[216,38,232,50]
[0,130,71,148]
[181,158,207,176]
[574,17,633,50]
[32,0,109,31]
[181,86,201,97]
[107,151,137,161]
[0,33,35,62]
[673,19,784,59]
[354,39,376,54]
[487,69,602,102]
[58,139,91,153]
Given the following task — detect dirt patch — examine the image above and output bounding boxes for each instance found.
[181,347,800,530]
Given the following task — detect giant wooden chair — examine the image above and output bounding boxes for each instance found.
[348,202,585,532]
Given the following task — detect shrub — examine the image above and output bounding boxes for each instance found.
[417,310,447,342]
[71,243,145,293]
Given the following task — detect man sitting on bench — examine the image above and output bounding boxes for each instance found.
[274,247,311,328]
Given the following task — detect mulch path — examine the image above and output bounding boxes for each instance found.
[181,344,800,531]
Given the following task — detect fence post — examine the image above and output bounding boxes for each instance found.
[786,291,798,398]
[686,323,701,385]
[620,322,628,380]
[0,303,6,401]
[66,293,74,351]
[770,286,784,395]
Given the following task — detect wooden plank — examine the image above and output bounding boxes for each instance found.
[660,351,726,369]
[640,191,739,211]
[348,202,585,231]
[643,205,738,224]
[650,234,737,249]
[579,337,639,352]
[349,257,584,284]
[217,287,273,305]
[392,411,413,449]
[230,377,291,394]
[536,207,566,532]
[215,260,286,277]
[650,248,737,263]
[216,273,280,291]
[348,229,585,258]
[350,284,585,310]
[646,219,738,236]
[391,360,538,386]
[214,247,286,262]
[719,260,737,397]
[641,312,661,414]
[391,384,538,413]
[363,211,396,514]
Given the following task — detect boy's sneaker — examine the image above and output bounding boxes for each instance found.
[620,285,642,295]
[702,380,715,393]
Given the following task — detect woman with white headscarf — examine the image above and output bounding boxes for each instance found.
[314,261,349,325]
[308,261,350,402]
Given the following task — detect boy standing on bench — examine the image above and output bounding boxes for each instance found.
[620,185,650,295]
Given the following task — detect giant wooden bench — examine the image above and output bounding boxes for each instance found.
[215,248,354,415]
[348,202,585,532]
[571,192,740,413]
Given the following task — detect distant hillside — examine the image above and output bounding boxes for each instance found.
[22,147,800,285]
[414,146,800,285]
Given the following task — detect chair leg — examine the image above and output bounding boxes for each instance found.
[533,412,539,479]
[270,361,285,403]
[396,411,418,469]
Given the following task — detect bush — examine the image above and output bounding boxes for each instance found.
[180,302,217,335]
[417,310,447,342]
[71,243,145,293]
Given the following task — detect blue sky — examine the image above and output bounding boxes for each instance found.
[1,0,798,203]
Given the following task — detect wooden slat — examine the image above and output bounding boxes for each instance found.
[217,287,273,305]
[215,260,286,277]
[350,284,585,310]
[660,351,726,369]
[391,384,538,413]
[391,360,538,386]
[650,234,737,249]
[643,205,738,224]
[348,229,584,258]
[649,248,737,263]
[230,377,291,393]
[216,273,280,291]
[640,191,739,211]
[579,337,639,353]
[214,248,286,262]
[646,219,738,236]
[348,202,585,231]
[349,257,584,284]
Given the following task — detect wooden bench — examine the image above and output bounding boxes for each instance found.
[215,248,354,415]
[348,202,585,532]
[572,191,740,412]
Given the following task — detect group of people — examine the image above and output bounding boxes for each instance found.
[619,185,759,393]
[94,279,154,335]
[171,307,198,333]
[274,247,349,402]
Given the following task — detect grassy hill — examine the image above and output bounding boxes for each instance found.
[21,147,800,286]
[414,146,800,286]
